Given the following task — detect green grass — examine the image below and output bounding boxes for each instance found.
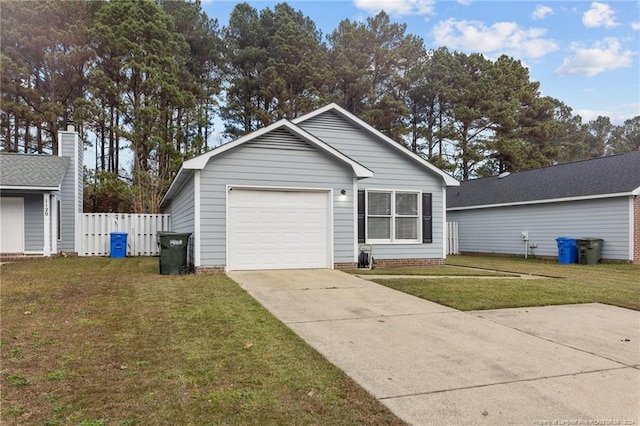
[372,255,639,311]
[345,265,515,276]
[0,257,403,425]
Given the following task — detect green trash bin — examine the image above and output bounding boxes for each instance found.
[576,238,603,265]
[157,232,192,275]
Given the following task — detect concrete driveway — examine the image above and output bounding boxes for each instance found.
[228,269,640,425]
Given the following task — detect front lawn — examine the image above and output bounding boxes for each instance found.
[372,256,639,311]
[0,257,403,425]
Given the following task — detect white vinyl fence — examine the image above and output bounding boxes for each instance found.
[80,213,171,257]
[447,221,459,255]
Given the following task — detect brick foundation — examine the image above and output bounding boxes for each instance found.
[634,196,639,265]
[337,259,445,270]
[194,265,226,274]
[335,262,358,270]
[370,258,445,268]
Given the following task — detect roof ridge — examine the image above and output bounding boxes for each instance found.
[466,151,640,182]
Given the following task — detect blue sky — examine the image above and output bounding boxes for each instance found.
[202,0,640,125]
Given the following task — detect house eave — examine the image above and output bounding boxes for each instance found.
[0,185,60,192]
[447,191,636,211]
[160,166,192,208]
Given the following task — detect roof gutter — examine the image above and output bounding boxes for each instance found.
[448,191,637,211]
[0,185,60,191]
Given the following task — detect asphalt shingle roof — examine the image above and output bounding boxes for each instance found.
[447,151,640,209]
[0,153,70,189]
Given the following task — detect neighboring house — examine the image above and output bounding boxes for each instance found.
[161,103,459,272]
[0,125,83,259]
[447,152,640,264]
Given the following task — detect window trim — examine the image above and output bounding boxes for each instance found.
[365,189,421,244]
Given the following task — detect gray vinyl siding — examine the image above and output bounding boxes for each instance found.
[299,111,445,259]
[199,128,353,267]
[58,131,79,252]
[165,174,195,264]
[23,194,44,251]
[448,197,632,261]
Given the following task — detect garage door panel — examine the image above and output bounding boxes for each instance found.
[228,190,330,270]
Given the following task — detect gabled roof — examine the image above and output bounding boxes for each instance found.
[161,119,374,206]
[182,119,372,177]
[0,152,69,190]
[293,103,459,187]
[448,151,640,210]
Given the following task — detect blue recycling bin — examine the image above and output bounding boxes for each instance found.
[556,237,577,264]
[110,232,128,258]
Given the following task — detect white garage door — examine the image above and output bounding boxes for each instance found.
[228,189,330,270]
[0,197,25,253]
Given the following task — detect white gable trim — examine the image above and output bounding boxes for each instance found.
[183,120,373,179]
[628,197,634,262]
[293,103,460,187]
[194,170,201,267]
[447,191,636,211]
[0,185,60,191]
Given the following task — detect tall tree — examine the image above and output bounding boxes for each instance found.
[328,11,424,141]
[482,56,550,174]
[403,47,455,171]
[0,0,92,154]
[584,116,614,158]
[89,0,196,212]
[160,0,222,156]
[221,2,330,137]
[220,3,267,137]
[442,52,496,180]
[260,3,332,120]
[608,116,640,154]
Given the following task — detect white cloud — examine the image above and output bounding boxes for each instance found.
[631,22,640,31]
[457,0,473,5]
[532,5,553,20]
[576,105,640,124]
[353,0,435,16]
[582,2,618,28]
[432,19,559,59]
[556,38,633,77]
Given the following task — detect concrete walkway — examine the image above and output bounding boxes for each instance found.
[358,274,547,280]
[228,269,640,425]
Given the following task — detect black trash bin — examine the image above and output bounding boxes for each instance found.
[576,238,604,265]
[157,232,192,275]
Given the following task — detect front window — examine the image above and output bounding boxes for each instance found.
[367,191,420,242]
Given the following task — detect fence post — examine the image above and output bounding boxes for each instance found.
[447,221,459,255]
